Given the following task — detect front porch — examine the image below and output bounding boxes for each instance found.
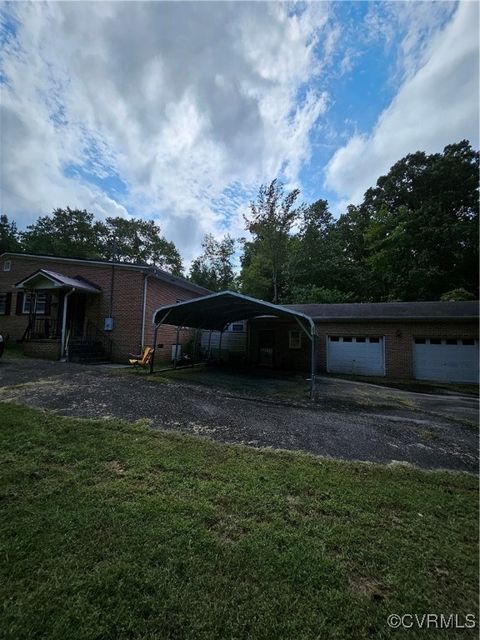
[15,269,112,363]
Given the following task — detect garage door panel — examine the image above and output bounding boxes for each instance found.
[327,337,385,376]
[414,339,479,383]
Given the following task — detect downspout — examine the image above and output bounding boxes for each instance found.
[141,272,152,349]
[60,288,75,361]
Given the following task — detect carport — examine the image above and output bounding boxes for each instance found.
[151,291,318,398]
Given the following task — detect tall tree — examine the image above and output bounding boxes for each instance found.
[99,217,183,274]
[363,141,479,300]
[0,214,22,253]
[189,234,236,291]
[21,208,104,259]
[242,180,304,303]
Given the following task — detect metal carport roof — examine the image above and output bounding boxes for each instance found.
[151,291,318,398]
[152,290,315,331]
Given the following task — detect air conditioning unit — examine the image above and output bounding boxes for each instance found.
[171,344,181,361]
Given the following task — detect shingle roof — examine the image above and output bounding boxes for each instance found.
[2,251,211,296]
[285,301,479,321]
[16,269,102,293]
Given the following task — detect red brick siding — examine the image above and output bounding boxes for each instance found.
[249,318,479,379]
[144,278,204,365]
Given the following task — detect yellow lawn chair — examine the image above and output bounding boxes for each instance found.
[129,346,154,368]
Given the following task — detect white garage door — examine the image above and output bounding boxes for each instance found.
[327,336,385,376]
[414,338,479,383]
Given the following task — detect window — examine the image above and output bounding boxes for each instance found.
[462,339,474,346]
[429,338,441,345]
[329,336,339,342]
[369,337,380,343]
[0,293,11,315]
[445,339,458,345]
[231,323,244,332]
[355,337,366,343]
[343,337,352,342]
[3,260,11,272]
[22,293,47,315]
[289,329,301,349]
[414,338,426,344]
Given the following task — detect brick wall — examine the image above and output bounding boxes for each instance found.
[144,277,204,365]
[249,318,479,379]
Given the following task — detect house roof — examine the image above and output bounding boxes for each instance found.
[153,291,315,332]
[15,269,102,293]
[285,301,479,322]
[1,252,210,296]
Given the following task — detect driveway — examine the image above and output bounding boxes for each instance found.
[0,357,478,473]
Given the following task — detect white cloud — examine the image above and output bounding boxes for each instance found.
[326,1,479,204]
[0,1,332,262]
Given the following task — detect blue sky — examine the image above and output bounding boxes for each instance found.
[1,1,478,265]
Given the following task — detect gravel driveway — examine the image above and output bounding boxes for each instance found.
[0,357,478,473]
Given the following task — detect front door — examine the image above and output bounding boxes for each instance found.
[67,293,87,337]
[258,330,275,367]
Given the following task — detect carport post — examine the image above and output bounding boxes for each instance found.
[218,328,224,363]
[207,330,212,360]
[310,330,316,401]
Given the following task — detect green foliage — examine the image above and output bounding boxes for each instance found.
[17,208,183,274]
[189,234,236,291]
[22,208,104,259]
[440,288,476,302]
[239,141,479,303]
[0,214,21,253]
[99,217,183,274]
[0,403,477,639]
[242,179,304,303]
[284,285,354,304]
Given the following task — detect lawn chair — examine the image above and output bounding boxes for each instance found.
[129,346,154,368]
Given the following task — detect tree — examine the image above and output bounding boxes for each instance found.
[21,208,104,259]
[363,141,479,300]
[0,215,21,253]
[99,217,183,274]
[20,209,183,274]
[189,234,236,291]
[241,180,304,303]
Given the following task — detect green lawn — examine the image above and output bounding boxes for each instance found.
[0,404,477,640]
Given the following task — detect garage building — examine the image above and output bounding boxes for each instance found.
[248,301,479,383]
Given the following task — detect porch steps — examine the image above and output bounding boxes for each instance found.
[68,340,111,365]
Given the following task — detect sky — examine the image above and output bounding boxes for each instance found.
[1,1,478,267]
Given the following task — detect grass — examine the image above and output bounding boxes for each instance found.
[1,342,25,359]
[0,404,478,640]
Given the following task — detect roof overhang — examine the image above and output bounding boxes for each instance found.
[152,291,316,333]
[15,269,101,294]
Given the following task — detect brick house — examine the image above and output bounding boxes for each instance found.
[249,301,479,383]
[0,252,210,363]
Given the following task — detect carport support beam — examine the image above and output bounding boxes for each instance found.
[294,316,316,401]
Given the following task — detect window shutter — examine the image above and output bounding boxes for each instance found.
[5,293,12,315]
[44,293,51,316]
[15,292,24,315]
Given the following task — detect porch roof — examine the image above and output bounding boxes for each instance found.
[152,290,315,332]
[15,269,102,294]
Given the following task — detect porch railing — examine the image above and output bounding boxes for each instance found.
[30,318,61,340]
